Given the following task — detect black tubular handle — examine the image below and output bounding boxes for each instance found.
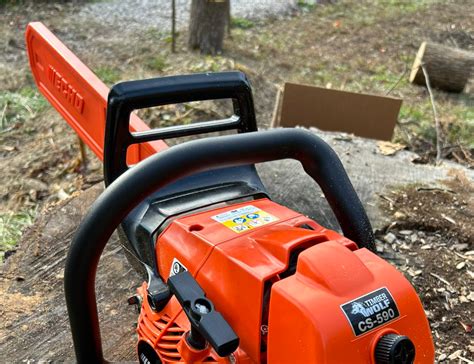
[65,128,374,363]
[104,71,257,185]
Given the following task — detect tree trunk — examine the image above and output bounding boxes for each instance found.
[409,42,474,93]
[171,0,176,52]
[188,0,230,55]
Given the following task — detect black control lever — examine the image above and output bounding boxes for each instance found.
[167,271,239,357]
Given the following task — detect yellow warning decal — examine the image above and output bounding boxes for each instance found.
[211,205,278,233]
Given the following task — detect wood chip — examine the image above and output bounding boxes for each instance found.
[417,187,456,194]
[448,349,462,360]
[456,261,466,270]
[430,272,452,287]
[441,213,456,224]
[378,194,395,204]
[57,189,70,201]
[1,145,16,152]
[452,243,468,251]
[408,269,422,277]
[453,251,474,262]
[393,211,406,219]
[438,353,447,361]
[384,232,397,244]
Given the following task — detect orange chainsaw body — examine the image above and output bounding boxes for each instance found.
[25,22,435,364]
[136,198,434,363]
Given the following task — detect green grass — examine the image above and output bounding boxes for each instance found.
[0,210,35,262]
[231,17,255,29]
[397,99,474,151]
[145,56,168,72]
[448,106,474,148]
[297,0,316,12]
[189,56,229,73]
[94,66,121,85]
[312,0,439,27]
[0,86,47,130]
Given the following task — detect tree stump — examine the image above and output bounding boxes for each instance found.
[409,42,474,93]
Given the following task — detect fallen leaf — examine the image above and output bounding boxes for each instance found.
[377,141,406,156]
[459,321,472,333]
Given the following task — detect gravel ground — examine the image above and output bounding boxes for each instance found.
[78,0,298,35]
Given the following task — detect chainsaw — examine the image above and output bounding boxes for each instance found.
[25,22,435,364]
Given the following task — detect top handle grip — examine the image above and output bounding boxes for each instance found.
[104,71,257,185]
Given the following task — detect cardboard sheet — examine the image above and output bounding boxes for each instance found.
[276,82,402,140]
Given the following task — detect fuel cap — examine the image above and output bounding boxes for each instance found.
[374,334,415,364]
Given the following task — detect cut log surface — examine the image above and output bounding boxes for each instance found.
[410,41,474,92]
[0,184,139,362]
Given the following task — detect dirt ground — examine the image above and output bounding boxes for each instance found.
[377,170,473,361]
[0,0,473,362]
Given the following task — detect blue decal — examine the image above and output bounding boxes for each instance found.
[246,213,259,219]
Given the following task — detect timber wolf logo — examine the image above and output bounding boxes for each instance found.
[351,302,370,318]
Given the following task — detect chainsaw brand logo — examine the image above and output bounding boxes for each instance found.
[350,295,391,318]
[48,65,84,114]
[341,287,399,336]
[351,302,373,317]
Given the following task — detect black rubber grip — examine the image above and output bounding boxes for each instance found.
[104,71,257,185]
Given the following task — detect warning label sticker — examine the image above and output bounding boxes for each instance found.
[211,205,278,233]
